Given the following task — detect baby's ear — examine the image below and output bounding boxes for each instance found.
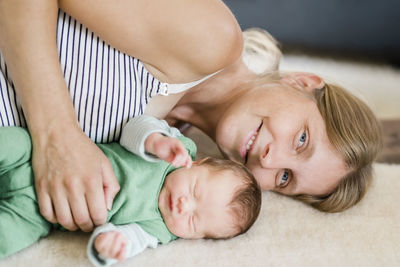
[193,157,210,165]
[282,73,325,93]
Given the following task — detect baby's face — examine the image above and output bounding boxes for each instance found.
[158,164,242,239]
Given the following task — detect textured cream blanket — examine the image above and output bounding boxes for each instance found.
[1,53,399,267]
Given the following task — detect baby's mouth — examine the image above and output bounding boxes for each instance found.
[245,122,262,164]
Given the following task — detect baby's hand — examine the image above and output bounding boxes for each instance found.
[94,231,128,262]
[145,133,192,168]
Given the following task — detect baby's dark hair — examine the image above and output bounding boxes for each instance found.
[199,158,262,239]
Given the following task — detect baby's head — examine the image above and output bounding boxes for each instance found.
[158,157,261,240]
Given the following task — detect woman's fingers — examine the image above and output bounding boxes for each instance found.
[101,159,120,211]
[36,171,81,231]
[52,187,78,231]
[69,186,94,232]
[85,177,108,227]
[36,179,57,224]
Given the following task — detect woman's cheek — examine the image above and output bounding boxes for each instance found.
[251,167,274,190]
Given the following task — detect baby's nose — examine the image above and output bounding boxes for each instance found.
[177,196,195,215]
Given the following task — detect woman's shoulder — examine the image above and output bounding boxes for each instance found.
[60,0,243,83]
[139,0,244,83]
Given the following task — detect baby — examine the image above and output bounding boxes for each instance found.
[0,115,261,266]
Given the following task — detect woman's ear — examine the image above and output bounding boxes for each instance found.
[282,73,325,93]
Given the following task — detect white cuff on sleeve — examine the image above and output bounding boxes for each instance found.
[87,223,159,267]
[119,115,181,162]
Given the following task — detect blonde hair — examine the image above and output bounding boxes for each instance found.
[295,82,383,212]
[242,28,282,74]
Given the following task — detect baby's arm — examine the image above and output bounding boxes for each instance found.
[120,115,192,168]
[87,223,158,267]
[145,132,192,168]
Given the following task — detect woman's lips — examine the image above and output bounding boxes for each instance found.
[240,122,262,163]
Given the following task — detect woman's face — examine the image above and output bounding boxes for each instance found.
[216,79,348,196]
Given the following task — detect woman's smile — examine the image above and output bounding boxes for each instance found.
[240,122,263,163]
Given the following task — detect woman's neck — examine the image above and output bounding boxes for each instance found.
[167,58,257,140]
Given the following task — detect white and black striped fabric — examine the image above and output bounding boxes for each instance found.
[0,10,164,143]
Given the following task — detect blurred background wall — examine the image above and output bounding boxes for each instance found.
[224,0,400,64]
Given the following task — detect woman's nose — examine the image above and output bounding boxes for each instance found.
[177,196,195,215]
[259,143,287,169]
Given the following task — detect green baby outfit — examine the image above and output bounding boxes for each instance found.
[0,127,49,258]
[0,126,196,259]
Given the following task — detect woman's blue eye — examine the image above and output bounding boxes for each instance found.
[279,170,290,187]
[282,171,288,181]
[299,131,307,147]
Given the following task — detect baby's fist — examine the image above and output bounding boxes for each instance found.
[95,231,128,262]
[145,133,192,168]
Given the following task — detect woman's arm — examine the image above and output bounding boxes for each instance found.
[59,0,243,83]
[0,0,119,231]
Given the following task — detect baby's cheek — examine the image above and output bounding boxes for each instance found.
[168,218,189,238]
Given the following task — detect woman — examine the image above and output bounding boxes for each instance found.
[0,0,381,232]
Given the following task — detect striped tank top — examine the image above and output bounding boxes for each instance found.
[0,10,211,143]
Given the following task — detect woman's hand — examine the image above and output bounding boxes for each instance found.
[33,124,120,232]
[145,133,192,168]
[0,0,120,232]
[95,231,128,262]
